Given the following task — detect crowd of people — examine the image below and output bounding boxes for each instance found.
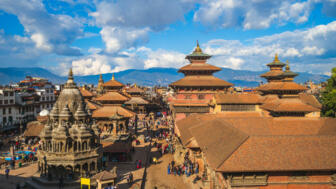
[167,152,199,178]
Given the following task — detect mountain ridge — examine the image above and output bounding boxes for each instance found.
[0,67,329,87]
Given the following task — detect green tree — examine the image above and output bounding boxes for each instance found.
[321,67,336,117]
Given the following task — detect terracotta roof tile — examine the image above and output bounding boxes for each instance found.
[299,93,322,109]
[217,135,336,172]
[260,70,284,78]
[95,92,129,102]
[85,99,101,110]
[214,93,262,104]
[79,87,94,97]
[177,114,336,172]
[261,98,319,112]
[189,119,249,169]
[125,97,149,105]
[170,75,233,87]
[102,79,124,87]
[24,121,44,137]
[179,63,221,72]
[92,105,135,118]
[256,81,307,92]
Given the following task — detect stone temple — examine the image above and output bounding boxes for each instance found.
[37,68,102,180]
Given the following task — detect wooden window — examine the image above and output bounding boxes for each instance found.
[221,104,256,111]
[227,173,268,187]
[198,94,205,99]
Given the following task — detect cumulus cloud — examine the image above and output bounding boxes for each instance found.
[91,0,195,53]
[194,0,318,29]
[100,27,150,53]
[62,47,188,76]
[0,31,43,67]
[203,21,336,73]
[138,47,187,69]
[0,0,83,56]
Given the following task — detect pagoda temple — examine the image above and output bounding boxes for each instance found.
[169,41,233,120]
[92,74,135,162]
[257,55,321,117]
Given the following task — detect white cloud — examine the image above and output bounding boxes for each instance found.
[138,47,187,69]
[194,0,317,29]
[100,27,150,53]
[302,46,325,55]
[203,21,336,73]
[31,33,52,51]
[91,0,195,54]
[72,54,113,76]
[0,0,83,56]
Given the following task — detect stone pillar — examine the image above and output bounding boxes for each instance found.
[112,121,117,135]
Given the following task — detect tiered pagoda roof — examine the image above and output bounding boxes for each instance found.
[92,105,135,118]
[95,91,129,103]
[102,74,124,88]
[79,87,94,98]
[125,96,149,105]
[257,57,320,115]
[170,75,233,87]
[170,41,232,89]
[126,84,145,94]
[260,54,286,82]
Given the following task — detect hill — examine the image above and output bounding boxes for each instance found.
[0,67,329,87]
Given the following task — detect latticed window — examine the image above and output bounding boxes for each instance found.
[221,104,256,111]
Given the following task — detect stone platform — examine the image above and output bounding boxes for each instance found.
[25,176,80,189]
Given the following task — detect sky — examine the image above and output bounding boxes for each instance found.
[0,0,335,76]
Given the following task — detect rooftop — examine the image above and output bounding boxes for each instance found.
[170,75,233,87]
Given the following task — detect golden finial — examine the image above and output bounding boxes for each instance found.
[285,60,290,71]
[134,83,137,87]
[112,73,115,80]
[69,68,73,77]
[194,40,202,53]
[273,53,279,63]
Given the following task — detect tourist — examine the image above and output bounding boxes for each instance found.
[195,163,199,174]
[129,172,133,183]
[167,163,171,175]
[5,167,10,179]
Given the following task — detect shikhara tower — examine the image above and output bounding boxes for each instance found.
[37,68,102,179]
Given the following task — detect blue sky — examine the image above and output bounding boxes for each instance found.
[0,0,335,76]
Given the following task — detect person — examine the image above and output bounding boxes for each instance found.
[135,160,138,169]
[59,176,64,189]
[5,167,10,179]
[167,163,171,175]
[195,162,199,174]
[129,172,133,183]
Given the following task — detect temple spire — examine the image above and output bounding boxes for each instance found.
[68,68,73,80]
[112,73,115,81]
[285,60,290,71]
[65,67,76,88]
[274,53,279,63]
[194,40,202,53]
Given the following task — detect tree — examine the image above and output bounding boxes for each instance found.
[321,67,336,117]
